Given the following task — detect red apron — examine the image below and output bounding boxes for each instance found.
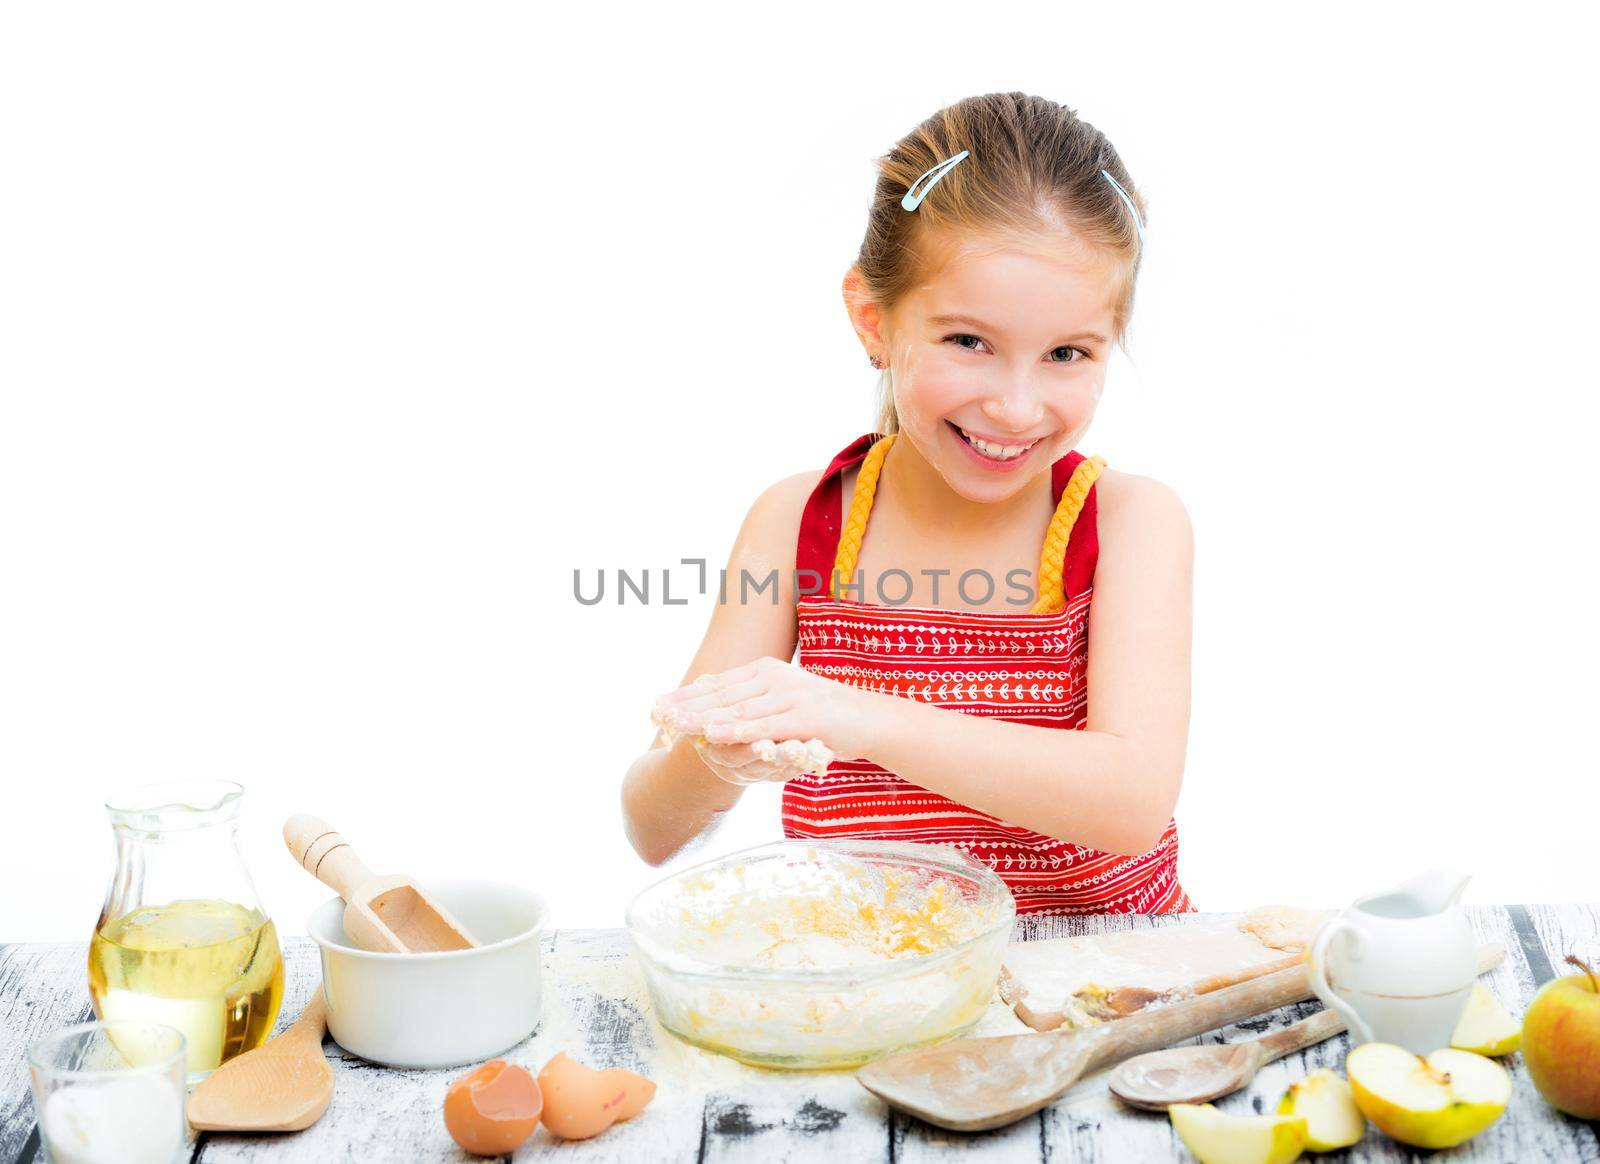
[781,433,1193,915]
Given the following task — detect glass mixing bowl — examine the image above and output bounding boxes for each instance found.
[625,839,1016,1069]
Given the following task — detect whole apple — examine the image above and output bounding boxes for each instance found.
[1523,955,1600,1119]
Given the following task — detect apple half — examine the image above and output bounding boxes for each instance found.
[1451,983,1522,1056]
[1276,1067,1365,1151]
[1346,1043,1510,1149]
[1167,1103,1307,1164]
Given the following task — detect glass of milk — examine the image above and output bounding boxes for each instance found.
[27,1021,187,1164]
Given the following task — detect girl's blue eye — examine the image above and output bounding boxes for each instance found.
[943,334,1090,363]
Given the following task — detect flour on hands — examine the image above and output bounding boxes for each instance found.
[652,702,832,786]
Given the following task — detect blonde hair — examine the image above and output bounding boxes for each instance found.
[855,93,1147,434]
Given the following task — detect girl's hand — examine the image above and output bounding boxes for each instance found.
[653,657,873,761]
[650,694,833,786]
[687,736,832,786]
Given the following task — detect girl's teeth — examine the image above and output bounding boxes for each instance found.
[961,429,1032,460]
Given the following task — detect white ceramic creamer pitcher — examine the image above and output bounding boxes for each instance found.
[1306,870,1477,1053]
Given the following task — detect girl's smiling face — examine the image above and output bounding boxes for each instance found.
[857,228,1123,504]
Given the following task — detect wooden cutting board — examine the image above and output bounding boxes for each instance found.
[999,905,1334,1032]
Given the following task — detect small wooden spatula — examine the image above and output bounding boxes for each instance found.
[284,814,477,953]
[186,989,333,1132]
[1108,1008,1343,1112]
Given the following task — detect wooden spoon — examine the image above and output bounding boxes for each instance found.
[1109,1008,1346,1110]
[186,988,333,1132]
[284,814,477,953]
[857,940,1504,1132]
[1109,940,1506,1110]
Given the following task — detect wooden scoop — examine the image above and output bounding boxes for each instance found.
[284,814,477,953]
[1109,940,1506,1110]
[857,941,1505,1132]
[186,988,333,1132]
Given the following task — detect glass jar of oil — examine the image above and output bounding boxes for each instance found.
[89,781,283,1080]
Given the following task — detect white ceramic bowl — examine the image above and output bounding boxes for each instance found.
[307,878,547,1069]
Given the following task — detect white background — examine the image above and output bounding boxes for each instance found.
[2,3,1596,941]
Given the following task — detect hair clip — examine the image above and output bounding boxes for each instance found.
[1100,169,1146,248]
[902,150,970,212]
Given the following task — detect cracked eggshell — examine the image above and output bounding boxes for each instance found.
[442,1059,542,1156]
[536,1051,656,1140]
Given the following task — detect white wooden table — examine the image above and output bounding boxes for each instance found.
[4,906,1597,1162]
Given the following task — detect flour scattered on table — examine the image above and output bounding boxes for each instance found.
[512,941,752,1092]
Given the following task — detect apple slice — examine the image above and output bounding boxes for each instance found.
[1167,1103,1307,1164]
[1451,983,1522,1056]
[1276,1067,1365,1151]
[1346,1043,1510,1149]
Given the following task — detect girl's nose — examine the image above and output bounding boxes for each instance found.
[980,381,1045,430]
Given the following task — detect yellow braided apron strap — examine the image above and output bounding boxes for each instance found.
[1031,455,1106,614]
[829,433,896,598]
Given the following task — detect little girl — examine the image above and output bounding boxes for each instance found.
[622,92,1193,915]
